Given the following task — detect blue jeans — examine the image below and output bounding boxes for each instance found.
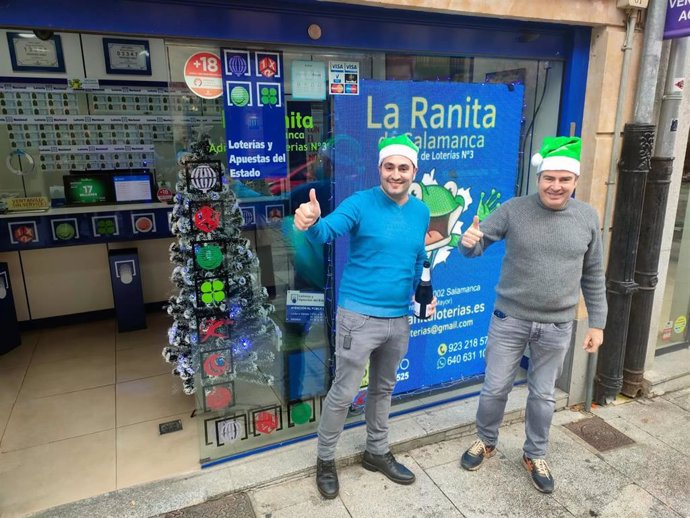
[317,307,409,461]
[476,311,573,459]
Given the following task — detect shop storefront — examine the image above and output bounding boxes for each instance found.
[0,0,591,466]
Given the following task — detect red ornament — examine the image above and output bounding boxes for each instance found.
[13,225,35,244]
[206,386,233,410]
[194,206,220,232]
[259,57,277,78]
[200,318,233,342]
[203,352,229,377]
[255,410,277,434]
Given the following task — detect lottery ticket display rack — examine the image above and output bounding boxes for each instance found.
[0,82,222,174]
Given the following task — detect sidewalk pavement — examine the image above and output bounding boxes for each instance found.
[164,387,690,518]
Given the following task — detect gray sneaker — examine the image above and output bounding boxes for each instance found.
[460,439,496,471]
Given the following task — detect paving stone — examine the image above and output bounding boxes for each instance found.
[551,407,591,427]
[338,453,463,518]
[595,397,690,455]
[259,499,351,518]
[540,426,633,516]
[662,387,690,412]
[425,449,571,517]
[249,476,349,518]
[598,416,690,516]
[590,484,684,518]
[408,435,466,470]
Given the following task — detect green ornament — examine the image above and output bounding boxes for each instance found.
[201,279,226,305]
[54,222,76,240]
[230,86,250,107]
[96,218,116,235]
[291,402,312,425]
[260,86,278,105]
[196,244,223,270]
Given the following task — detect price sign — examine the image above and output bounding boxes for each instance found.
[184,51,223,99]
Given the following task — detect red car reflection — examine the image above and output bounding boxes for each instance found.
[267,160,316,195]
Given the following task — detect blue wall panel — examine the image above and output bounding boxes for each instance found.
[2,0,573,59]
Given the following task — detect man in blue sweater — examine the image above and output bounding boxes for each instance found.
[459,136,607,494]
[294,134,435,499]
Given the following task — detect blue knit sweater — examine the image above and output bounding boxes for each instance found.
[306,187,429,317]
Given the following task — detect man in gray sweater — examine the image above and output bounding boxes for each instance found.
[459,136,607,494]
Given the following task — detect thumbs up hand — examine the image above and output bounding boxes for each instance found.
[294,188,322,231]
[461,215,483,248]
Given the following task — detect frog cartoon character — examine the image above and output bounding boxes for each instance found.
[409,169,472,268]
[410,169,501,268]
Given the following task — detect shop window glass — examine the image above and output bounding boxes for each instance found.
[656,168,690,349]
[0,33,563,464]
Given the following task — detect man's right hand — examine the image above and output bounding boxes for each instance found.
[294,188,322,231]
[461,215,483,248]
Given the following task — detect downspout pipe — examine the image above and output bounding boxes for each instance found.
[594,0,667,406]
[586,8,638,413]
[601,10,639,261]
[623,36,689,397]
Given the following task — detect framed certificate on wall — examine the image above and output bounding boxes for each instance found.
[102,37,151,75]
[6,32,66,73]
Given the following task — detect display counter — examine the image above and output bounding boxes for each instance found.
[0,197,288,321]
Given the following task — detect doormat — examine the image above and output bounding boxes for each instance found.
[564,415,635,452]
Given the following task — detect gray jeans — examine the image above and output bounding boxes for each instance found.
[317,307,409,461]
[476,311,573,459]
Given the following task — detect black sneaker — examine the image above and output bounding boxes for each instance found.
[522,455,554,493]
[460,439,496,471]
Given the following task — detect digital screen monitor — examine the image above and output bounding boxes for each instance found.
[63,175,113,205]
[112,172,154,203]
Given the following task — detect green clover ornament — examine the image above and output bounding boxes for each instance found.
[200,279,226,305]
[260,87,278,106]
[96,218,116,235]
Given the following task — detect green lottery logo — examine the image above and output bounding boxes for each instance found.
[196,244,223,270]
[54,222,76,240]
[230,86,250,107]
[291,402,312,425]
[200,279,226,305]
[260,87,278,106]
[96,218,116,235]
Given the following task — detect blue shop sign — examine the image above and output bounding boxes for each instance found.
[222,49,288,180]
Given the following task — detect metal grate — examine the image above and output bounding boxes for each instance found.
[163,492,256,518]
[564,415,635,452]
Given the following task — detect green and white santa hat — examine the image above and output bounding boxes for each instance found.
[531,136,581,176]
[378,134,419,168]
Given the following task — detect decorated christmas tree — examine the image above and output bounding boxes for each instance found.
[164,135,281,409]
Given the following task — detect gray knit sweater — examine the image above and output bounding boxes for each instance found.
[461,193,608,328]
